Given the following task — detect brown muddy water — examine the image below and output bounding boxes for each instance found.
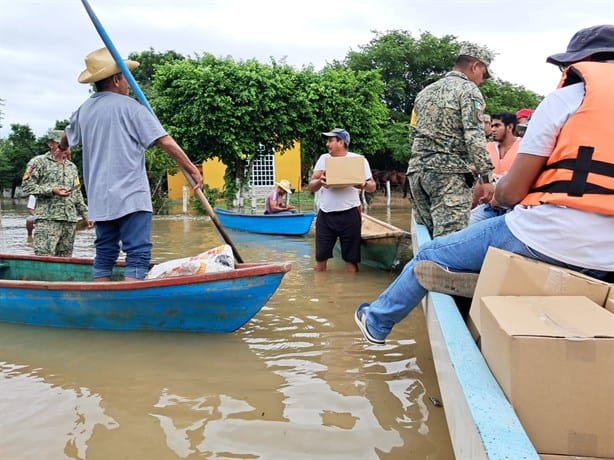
[0,198,453,460]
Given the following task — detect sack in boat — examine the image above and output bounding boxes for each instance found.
[146,244,235,279]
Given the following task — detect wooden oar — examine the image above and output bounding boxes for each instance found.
[79,0,243,263]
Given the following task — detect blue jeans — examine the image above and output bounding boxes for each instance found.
[93,211,153,280]
[365,215,611,340]
[469,203,507,225]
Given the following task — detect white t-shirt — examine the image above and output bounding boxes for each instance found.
[313,152,372,213]
[505,82,614,271]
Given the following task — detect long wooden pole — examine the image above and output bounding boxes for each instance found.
[79,0,243,263]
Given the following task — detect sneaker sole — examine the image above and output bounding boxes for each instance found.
[354,309,385,345]
[414,260,478,298]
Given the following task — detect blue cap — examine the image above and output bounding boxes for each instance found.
[322,128,350,146]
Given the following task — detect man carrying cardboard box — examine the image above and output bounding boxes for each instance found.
[355,25,614,345]
[308,128,376,272]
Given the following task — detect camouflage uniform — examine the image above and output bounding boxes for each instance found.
[407,46,494,237]
[21,151,88,257]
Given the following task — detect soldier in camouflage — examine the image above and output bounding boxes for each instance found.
[21,129,92,256]
[407,43,495,237]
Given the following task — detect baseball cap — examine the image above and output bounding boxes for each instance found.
[46,129,64,143]
[459,42,494,78]
[322,128,350,146]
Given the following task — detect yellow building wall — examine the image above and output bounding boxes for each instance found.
[166,142,301,200]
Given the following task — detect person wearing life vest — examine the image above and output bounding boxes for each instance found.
[354,24,614,346]
[469,112,521,224]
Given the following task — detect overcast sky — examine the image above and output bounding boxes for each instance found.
[1,0,613,138]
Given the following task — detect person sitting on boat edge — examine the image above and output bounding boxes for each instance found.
[354,24,614,345]
[265,179,296,214]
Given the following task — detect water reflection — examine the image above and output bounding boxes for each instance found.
[0,199,453,459]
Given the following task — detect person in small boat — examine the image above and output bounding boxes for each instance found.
[515,108,534,137]
[355,24,614,345]
[307,128,376,273]
[59,47,202,281]
[469,112,521,224]
[406,43,495,238]
[21,129,92,256]
[264,179,296,214]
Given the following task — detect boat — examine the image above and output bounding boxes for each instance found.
[214,208,316,236]
[0,253,291,333]
[359,213,412,271]
[411,216,539,459]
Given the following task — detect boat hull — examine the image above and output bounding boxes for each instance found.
[215,208,315,236]
[335,213,412,271]
[0,254,290,333]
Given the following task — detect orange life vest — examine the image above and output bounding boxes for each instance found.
[487,137,520,182]
[521,62,614,215]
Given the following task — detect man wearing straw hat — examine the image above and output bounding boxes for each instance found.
[265,179,296,214]
[59,47,202,281]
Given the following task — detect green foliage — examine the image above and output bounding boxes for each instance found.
[480,79,542,114]
[345,30,459,122]
[189,184,223,214]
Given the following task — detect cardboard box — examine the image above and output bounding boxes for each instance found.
[481,296,614,458]
[469,248,611,337]
[325,156,365,188]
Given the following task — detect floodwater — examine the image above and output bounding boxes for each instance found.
[0,198,454,460]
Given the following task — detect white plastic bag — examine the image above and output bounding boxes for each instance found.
[146,244,235,279]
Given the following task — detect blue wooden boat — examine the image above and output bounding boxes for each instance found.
[411,216,539,459]
[214,208,316,236]
[0,253,291,333]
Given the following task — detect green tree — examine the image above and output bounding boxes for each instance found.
[297,65,388,177]
[151,55,388,197]
[1,124,46,197]
[345,30,459,123]
[480,79,542,114]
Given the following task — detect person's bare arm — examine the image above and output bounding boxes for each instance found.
[494,153,548,208]
[156,135,203,190]
[308,170,326,192]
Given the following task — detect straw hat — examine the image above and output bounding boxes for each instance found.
[276,179,292,194]
[78,47,139,84]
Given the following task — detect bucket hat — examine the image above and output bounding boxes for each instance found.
[546,24,614,66]
[46,129,63,143]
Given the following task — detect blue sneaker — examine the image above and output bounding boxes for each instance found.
[354,303,385,345]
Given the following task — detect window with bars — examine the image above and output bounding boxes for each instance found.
[249,152,275,189]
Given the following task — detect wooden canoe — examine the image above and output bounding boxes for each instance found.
[0,253,291,333]
[215,208,316,236]
[359,213,412,271]
[411,217,539,459]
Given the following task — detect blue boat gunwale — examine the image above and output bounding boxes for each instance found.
[0,253,292,291]
[412,217,539,459]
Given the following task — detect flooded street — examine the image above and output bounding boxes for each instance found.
[0,198,453,460]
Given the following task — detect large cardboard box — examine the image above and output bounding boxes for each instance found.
[469,248,611,337]
[481,296,614,458]
[325,156,365,188]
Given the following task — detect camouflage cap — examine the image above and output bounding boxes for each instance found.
[459,43,494,78]
[46,129,64,143]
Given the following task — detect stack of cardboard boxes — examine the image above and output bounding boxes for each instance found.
[470,248,614,460]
